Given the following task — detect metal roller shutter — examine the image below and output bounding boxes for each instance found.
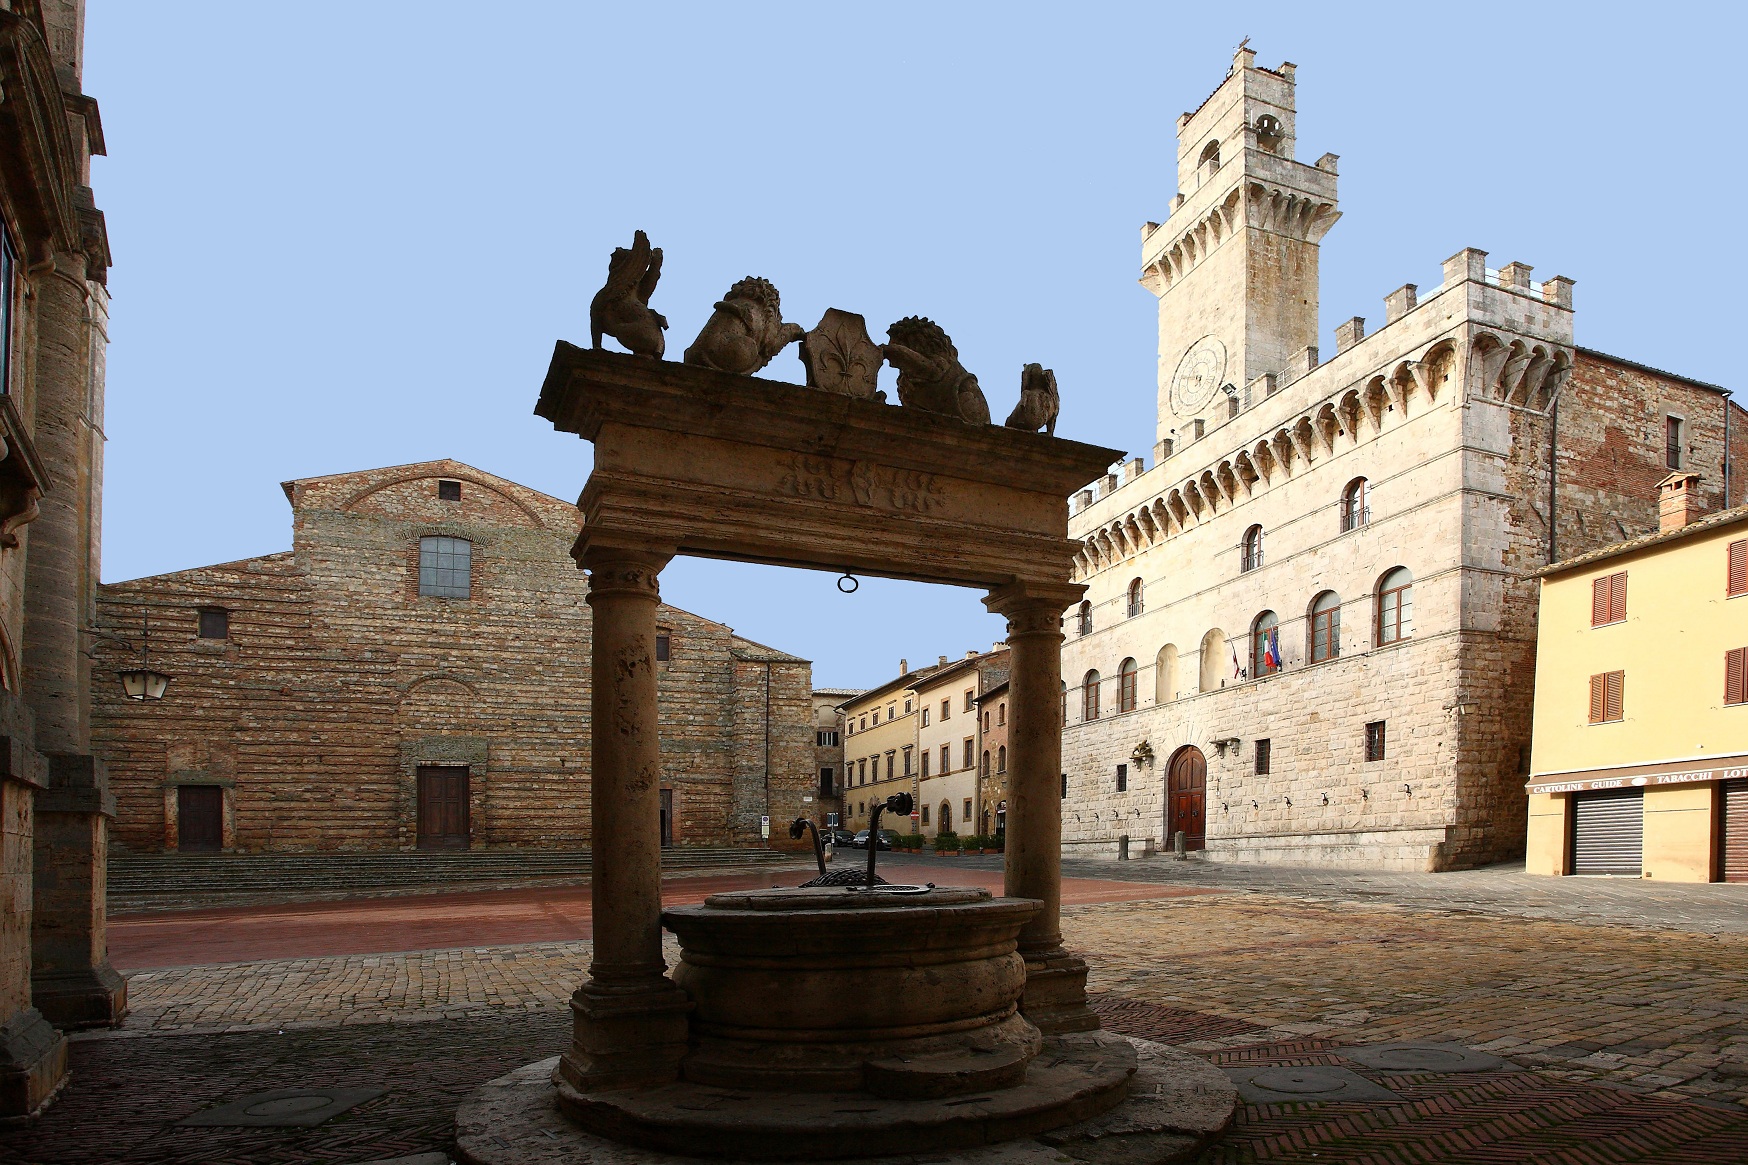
[1570,788,1643,875]
[1723,781,1748,883]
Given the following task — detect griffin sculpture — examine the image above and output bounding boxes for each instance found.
[683,276,805,375]
[589,230,667,358]
[1005,363,1060,435]
[882,317,990,425]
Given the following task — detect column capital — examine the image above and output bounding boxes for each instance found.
[578,543,673,602]
[983,579,1084,633]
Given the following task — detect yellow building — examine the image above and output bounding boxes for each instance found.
[838,660,937,834]
[1526,474,1748,881]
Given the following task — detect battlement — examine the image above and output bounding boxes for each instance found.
[1170,43,1301,202]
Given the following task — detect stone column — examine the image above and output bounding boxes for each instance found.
[555,545,690,1095]
[985,581,1098,1035]
[23,253,122,1028]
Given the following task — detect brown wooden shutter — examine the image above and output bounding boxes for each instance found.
[1605,670,1624,722]
[1610,572,1627,624]
[1731,540,1748,597]
[1592,577,1611,626]
[1589,673,1606,724]
[1728,648,1748,706]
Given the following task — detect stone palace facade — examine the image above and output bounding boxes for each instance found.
[1060,47,1746,870]
[91,461,815,854]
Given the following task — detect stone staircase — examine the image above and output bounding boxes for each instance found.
[108,847,802,913]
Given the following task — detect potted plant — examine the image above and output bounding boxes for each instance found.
[934,830,957,856]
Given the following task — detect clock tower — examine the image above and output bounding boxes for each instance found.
[1140,45,1340,451]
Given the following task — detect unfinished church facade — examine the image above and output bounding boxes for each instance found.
[1060,47,1746,870]
[90,461,815,854]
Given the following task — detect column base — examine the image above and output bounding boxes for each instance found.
[0,1008,67,1121]
[555,977,693,1093]
[33,961,126,1029]
[1019,948,1100,1035]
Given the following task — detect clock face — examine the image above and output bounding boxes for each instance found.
[1170,336,1227,415]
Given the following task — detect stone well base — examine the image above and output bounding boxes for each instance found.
[455,1037,1236,1165]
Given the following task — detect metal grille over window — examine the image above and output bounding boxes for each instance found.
[1365,720,1386,761]
[419,536,472,598]
[1254,738,1271,775]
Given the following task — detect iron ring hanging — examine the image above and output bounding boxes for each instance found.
[837,572,859,594]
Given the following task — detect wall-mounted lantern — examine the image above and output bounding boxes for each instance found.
[116,613,172,701]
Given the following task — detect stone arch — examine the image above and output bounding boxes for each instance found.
[1155,643,1178,703]
[1314,403,1340,454]
[1363,376,1390,430]
[1198,628,1227,693]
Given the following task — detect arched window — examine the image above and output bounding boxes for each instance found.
[1309,591,1341,663]
[997,745,1007,772]
[1118,657,1138,713]
[981,750,990,776]
[1198,139,1221,178]
[1077,600,1093,636]
[1082,669,1101,721]
[1198,628,1226,693]
[1155,643,1178,703]
[1378,567,1413,644]
[1341,478,1368,532]
[1241,525,1263,572]
[418,536,472,598]
[1127,578,1144,618]
[939,801,952,830]
[1251,611,1280,677]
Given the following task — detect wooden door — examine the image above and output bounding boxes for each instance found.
[416,766,470,850]
[177,785,223,852]
[660,789,674,849]
[1722,780,1748,882]
[1167,747,1206,851]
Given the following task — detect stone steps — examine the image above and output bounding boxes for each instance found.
[108,848,798,913]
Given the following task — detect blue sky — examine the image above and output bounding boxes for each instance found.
[87,2,1742,689]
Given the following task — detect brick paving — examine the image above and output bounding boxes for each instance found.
[7,867,1748,1162]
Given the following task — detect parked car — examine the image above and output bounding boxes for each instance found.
[850,829,895,850]
[822,828,857,848]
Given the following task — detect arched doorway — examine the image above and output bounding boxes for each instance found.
[1166,746,1206,851]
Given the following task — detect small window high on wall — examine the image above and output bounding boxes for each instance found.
[197,607,229,640]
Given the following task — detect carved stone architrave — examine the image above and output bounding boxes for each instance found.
[0,395,47,549]
[538,345,1119,591]
[0,11,83,258]
[799,309,881,399]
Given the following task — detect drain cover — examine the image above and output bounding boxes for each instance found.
[179,1086,384,1127]
[1343,1042,1507,1073]
[1225,1064,1399,1105]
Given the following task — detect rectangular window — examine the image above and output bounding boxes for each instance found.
[1730,540,1747,597]
[940,745,950,773]
[816,729,839,747]
[438,479,462,501]
[1591,571,1627,626]
[859,716,867,731]
[197,607,229,640]
[921,750,931,777]
[885,752,896,780]
[921,707,930,727]
[1728,648,1747,706]
[964,689,974,712]
[1255,738,1271,776]
[819,767,834,795]
[418,536,472,598]
[941,699,951,720]
[1588,671,1625,724]
[963,799,972,823]
[904,698,912,713]
[902,747,913,776]
[655,632,671,661]
[1115,763,1127,792]
[0,226,13,394]
[1365,721,1387,762]
[872,709,880,725]
[887,703,896,720]
[1060,772,1068,798]
[963,738,974,769]
[921,804,930,825]
[1666,415,1684,470]
[858,759,867,784]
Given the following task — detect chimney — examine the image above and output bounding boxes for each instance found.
[1659,472,1703,532]
[965,649,979,659]
[899,658,908,675]
[938,655,948,667]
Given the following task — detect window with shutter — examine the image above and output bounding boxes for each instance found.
[1590,670,1625,723]
[1592,572,1626,626]
[1728,648,1748,706]
[1730,540,1748,598]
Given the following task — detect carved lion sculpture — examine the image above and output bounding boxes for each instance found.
[683,276,805,375]
[1006,363,1060,435]
[590,230,668,358]
[882,317,991,425]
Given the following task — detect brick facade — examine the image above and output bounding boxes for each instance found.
[91,461,814,854]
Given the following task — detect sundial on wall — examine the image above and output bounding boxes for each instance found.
[1169,336,1227,415]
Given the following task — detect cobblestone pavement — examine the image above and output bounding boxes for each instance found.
[8,876,1748,1162]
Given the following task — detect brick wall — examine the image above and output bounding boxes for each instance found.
[91,461,813,854]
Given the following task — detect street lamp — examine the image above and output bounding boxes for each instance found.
[116,613,171,701]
